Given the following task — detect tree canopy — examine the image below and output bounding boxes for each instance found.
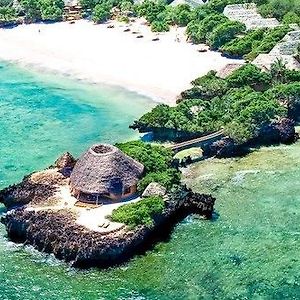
[131,63,298,144]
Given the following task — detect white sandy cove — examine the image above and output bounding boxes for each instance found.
[0,19,241,104]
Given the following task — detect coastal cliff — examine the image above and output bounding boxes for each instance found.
[0,154,215,268]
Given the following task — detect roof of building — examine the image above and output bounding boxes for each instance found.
[169,0,205,8]
[70,144,144,195]
[64,0,79,6]
[216,63,244,79]
[251,29,300,71]
[223,3,279,30]
[253,54,300,71]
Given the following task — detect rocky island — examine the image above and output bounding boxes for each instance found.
[0,142,215,268]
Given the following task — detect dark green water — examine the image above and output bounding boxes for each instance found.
[1,62,300,299]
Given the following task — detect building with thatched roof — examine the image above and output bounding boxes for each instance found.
[252,30,300,71]
[223,3,279,30]
[70,144,144,203]
[216,63,244,79]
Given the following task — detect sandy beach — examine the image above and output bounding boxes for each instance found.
[0,19,242,104]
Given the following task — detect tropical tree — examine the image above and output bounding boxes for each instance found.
[270,59,288,84]
[92,3,112,23]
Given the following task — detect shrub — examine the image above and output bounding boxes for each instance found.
[221,28,266,58]
[138,169,181,192]
[207,20,246,50]
[226,64,272,90]
[110,195,165,228]
[151,20,169,32]
[116,140,174,173]
[116,141,180,191]
[0,6,17,21]
[92,3,112,23]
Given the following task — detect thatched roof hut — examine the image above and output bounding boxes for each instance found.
[70,144,144,200]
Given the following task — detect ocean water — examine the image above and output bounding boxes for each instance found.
[1,62,300,299]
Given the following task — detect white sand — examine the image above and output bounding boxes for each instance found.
[28,185,141,234]
[0,19,242,104]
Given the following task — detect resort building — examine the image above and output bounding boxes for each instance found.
[63,0,82,22]
[253,30,300,71]
[223,3,279,30]
[69,144,144,204]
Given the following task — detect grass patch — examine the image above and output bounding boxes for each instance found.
[111,196,165,229]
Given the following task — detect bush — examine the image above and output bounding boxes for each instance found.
[0,6,17,21]
[92,3,112,23]
[40,0,64,21]
[116,140,174,173]
[110,195,165,228]
[207,20,246,50]
[258,0,300,21]
[151,20,169,32]
[186,13,228,44]
[138,169,181,192]
[282,12,300,25]
[221,28,266,58]
[226,64,272,90]
[116,141,180,191]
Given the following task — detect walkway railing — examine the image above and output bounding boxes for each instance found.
[167,130,224,151]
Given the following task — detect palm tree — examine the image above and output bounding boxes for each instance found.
[270,58,288,84]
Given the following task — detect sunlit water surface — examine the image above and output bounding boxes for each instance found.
[1,62,300,299]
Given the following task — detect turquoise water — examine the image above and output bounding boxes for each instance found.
[0,62,154,188]
[1,62,300,299]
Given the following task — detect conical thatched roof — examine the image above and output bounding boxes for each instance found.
[70,144,144,195]
[55,152,76,169]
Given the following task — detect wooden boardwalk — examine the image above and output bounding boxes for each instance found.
[167,130,224,152]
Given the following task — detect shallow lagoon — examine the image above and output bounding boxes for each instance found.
[1,62,300,299]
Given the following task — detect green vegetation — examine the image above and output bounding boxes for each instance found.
[258,0,300,24]
[116,140,180,191]
[19,0,64,22]
[0,6,16,21]
[132,62,300,144]
[221,26,290,60]
[92,3,111,23]
[111,195,164,228]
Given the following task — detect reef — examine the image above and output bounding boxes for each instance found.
[0,154,215,268]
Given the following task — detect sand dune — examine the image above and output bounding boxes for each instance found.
[0,19,242,104]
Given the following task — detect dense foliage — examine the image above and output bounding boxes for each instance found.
[111,195,164,228]
[116,140,181,191]
[92,3,111,23]
[221,26,290,60]
[258,0,300,24]
[0,0,64,22]
[19,0,64,22]
[132,62,300,144]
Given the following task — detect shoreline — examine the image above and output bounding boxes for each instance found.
[0,19,243,105]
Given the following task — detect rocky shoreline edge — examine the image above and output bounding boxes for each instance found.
[0,155,215,268]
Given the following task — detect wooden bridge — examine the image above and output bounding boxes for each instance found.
[167,130,224,153]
